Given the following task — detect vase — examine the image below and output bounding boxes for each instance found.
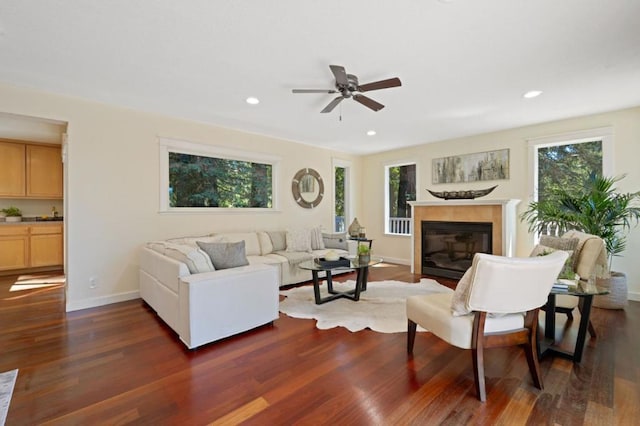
[358,254,370,265]
[348,218,361,238]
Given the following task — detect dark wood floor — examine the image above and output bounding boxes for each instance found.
[1,264,638,425]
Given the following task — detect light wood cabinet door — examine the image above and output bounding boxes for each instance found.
[26,144,63,198]
[0,235,29,271]
[0,141,26,197]
[30,234,63,267]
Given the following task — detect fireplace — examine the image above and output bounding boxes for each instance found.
[422,221,493,279]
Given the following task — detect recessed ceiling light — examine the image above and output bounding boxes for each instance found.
[367,130,376,136]
[246,97,260,105]
[523,90,542,99]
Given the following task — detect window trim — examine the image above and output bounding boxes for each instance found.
[384,160,417,236]
[159,137,281,213]
[332,158,352,232]
[526,126,613,203]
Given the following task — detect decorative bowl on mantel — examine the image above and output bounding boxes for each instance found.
[427,185,497,200]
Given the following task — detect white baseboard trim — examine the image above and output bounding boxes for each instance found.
[66,291,140,312]
[627,291,639,302]
[380,256,410,266]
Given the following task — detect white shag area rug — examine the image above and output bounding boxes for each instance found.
[0,369,18,425]
[279,279,452,333]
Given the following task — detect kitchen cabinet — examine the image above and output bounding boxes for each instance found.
[30,224,64,267]
[0,223,63,271]
[0,139,63,199]
[0,141,26,197]
[0,226,29,271]
[27,144,63,198]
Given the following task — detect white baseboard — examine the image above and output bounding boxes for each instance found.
[627,291,639,302]
[380,256,410,266]
[66,291,140,312]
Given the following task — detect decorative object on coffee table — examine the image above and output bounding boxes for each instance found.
[427,185,497,200]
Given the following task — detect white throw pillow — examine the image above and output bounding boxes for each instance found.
[450,268,474,316]
[309,226,325,250]
[286,229,312,253]
[152,242,215,274]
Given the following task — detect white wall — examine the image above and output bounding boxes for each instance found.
[0,83,361,311]
[361,106,640,301]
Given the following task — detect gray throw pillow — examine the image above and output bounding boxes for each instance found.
[196,241,249,270]
[322,232,348,250]
[539,235,579,251]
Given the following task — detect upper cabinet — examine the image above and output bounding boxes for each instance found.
[0,141,26,197]
[0,140,62,199]
[26,144,63,198]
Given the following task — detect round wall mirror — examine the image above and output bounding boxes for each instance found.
[292,168,324,208]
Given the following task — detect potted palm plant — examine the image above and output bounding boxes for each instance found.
[521,173,640,308]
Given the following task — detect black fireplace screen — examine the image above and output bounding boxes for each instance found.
[422,221,493,279]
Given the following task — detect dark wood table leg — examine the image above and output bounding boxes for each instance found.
[573,295,594,363]
[312,270,323,304]
[544,293,556,342]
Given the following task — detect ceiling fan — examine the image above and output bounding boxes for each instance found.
[292,65,402,113]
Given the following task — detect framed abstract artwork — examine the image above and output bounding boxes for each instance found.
[432,149,509,184]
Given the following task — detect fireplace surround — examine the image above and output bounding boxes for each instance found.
[409,199,520,275]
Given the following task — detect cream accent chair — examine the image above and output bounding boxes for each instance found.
[552,231,608,336]
[407,251,568,402]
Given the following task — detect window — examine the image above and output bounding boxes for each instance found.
[527,127,613,234]
[333,159,351,232]
[385,162,416,235]
[159,138,280,212]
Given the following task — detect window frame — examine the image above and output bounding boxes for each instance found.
[527,127,613,203]
[384,160,417,236]
[159,137,281,213]
[332,158,352,232]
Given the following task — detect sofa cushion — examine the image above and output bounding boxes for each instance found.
[257,231,273,255]
[147,241,215,274]
[309,226,325,250]
[322,232,348,250]
[267,231,287,252]
[537,235,579,279]
[196,241,250,270]
[286,229,312,253]
[207,233,261,256]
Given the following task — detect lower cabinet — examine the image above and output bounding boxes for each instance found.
[0,224,63,271]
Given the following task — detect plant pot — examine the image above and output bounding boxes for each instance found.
[358,254,370,265]
[594,271,628,309]
[5,216,22,222]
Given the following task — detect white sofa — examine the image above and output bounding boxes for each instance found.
[139,229,355,348]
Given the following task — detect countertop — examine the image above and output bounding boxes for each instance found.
[0,217,64,226]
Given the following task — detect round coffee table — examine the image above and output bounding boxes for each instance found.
[299,256,383,304]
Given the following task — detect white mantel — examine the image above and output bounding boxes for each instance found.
[408,199,520,274]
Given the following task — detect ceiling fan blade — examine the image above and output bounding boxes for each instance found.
[353,94,384,111]
[321,96,345,113]
[292,89,338,94]
[329,65,348,87]
[358,77,402,92]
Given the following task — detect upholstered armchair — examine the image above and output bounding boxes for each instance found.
[545,231,608,336]
[406,251,568,402]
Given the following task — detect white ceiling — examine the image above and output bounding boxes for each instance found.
[1,0,639,155]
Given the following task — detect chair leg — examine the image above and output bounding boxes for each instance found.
[407,320,417,353]
[471,348,486,402]
[566,311,574,320]
[472,312,488,402]
[588,320,597,338]
[523,310,543,390]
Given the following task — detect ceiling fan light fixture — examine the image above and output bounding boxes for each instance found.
[246,97,260,105]
[523,90,542,99]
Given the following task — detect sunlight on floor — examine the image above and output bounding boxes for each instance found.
[9,274,65,292]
